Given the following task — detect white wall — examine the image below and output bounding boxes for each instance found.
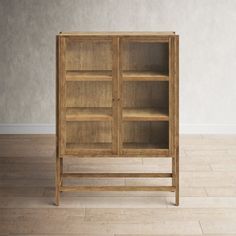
[1,0,236,134]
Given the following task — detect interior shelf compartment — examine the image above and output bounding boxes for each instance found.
[122,121,169,150]
[121,41,169,78]
[66,81,112,108]
[66,121,112,151]
[122,70,169,81]
[123,81,169,120]
[66,107,112,121]
[123,107,168,121]
[65,38,112,73]
[66,70,112,81]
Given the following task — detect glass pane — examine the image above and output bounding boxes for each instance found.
[122,41,169,76]
[66,121,112,150]
[123,121,169,149]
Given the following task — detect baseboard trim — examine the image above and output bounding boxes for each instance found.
[0,124,55,134]
[0,123,236,134]
[180,123,236,134]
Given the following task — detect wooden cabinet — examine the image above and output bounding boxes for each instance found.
[56,32,179,205]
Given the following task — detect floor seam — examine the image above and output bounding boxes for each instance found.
[199,220,204,234]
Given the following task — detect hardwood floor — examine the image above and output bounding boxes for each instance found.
[0,134,236,235]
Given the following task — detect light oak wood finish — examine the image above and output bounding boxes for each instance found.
[60,186,175,192]
[122,70,169,81]
[60,31,176,36]
[56,32,179,206]
[174,36,180,206]
[66,107,112,121]
[66,70,112,81]
[62,173,173,178]
[123,108,169,121]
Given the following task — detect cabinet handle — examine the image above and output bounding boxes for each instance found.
[112,98,120,101]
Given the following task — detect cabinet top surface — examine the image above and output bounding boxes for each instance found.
[58,31,177,36]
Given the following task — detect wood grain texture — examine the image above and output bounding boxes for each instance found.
[66,81,112,108]
[62,173,172,178]
[66,107,112,121]
[60,186,175,192]
[123,108,169,121]
[59,31,176,36]
[122,121,169,150]
[123,81,169,109]
[112,37,119,155]
[58,36,66,157]
[121,41,169,74]
[122,70,169,81]
[174,35,180,206]
[65,38,112,71]
[66,70,112,81]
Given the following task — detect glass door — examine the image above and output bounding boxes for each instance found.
[120,37,171,156]
[64,37,117,155]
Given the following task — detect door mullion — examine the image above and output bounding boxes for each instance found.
[112,37,119,155]
[118,37,123,156]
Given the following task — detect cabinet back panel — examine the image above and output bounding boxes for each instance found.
[66,121,112,144]
[66,81,112,107]
[121,42,169,73]
[65,39,112,71]
[123,81,168,108]
[123,121,168,147]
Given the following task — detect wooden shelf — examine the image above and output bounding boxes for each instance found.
[63,173,172,178]
[66,142,112,150]
[122,71,169,81]
[66,107,169,122]
[123,142,168,149]
[66,107,112,121]
[123,108,169,121]
[66,70,112,81]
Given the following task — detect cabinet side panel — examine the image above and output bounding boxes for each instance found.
[56,36,59,157]
[175,36,179,154]
[175,35,180,205]
[169,37,174,156]
[175,36,179,156]
[58,37,66,156]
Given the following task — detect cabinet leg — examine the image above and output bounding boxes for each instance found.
[171,157,176,192]
[175,148,179,206]
[55,156,61,206]
[55,184,60,206]
[175,185,179,206]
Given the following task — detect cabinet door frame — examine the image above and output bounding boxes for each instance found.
[118,36,172,157]
[57,36,66,157]
[59,36,117,156]
[57,35,177,157]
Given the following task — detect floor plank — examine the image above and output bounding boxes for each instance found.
[0,220,202,234]
[205,187,236,197]
[85,208,236,222]
[200,220,236,234]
